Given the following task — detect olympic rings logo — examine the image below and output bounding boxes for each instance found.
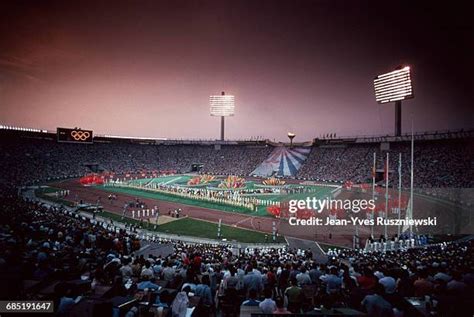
[70,130,91,141]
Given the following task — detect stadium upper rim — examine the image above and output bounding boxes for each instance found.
[0,123,473,146]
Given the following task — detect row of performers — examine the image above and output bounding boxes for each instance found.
[109,182,284,211]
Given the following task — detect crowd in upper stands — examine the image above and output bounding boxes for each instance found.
[298,146,370,184]
[1,133,472,206]
[297,140,473,188]
[1,183,473,316]
[2,133,472,189]
[0,137,272,186]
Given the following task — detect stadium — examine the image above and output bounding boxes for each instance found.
[0,1,473,317]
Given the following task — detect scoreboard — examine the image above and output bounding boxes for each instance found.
[57,127,93,144]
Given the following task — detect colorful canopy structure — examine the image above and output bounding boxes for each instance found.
[252,146,310,177]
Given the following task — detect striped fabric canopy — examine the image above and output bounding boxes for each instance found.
[252,146,311,177]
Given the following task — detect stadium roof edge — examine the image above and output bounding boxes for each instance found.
[1,124,472,144]
[315,129,474,144]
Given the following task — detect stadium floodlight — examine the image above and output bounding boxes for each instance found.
[374,66,414,136]
[210,91,235,141]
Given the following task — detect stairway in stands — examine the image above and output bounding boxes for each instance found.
[286,237,328,263]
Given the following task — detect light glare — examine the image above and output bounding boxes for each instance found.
[374,67,413,103]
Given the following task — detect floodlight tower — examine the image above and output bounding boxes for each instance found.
[287,132,295,147]
[374,66,414,136]
[210,91,235,141]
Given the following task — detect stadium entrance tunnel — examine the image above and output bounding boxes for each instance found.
[191,163,204,172]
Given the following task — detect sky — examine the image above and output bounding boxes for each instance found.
[0,0,472,141]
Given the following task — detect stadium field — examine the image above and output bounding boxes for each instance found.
[96,175,335,217]
[35,186,285,243]
[49,175,472,247]
[99,211,286,243]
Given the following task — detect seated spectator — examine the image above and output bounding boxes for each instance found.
[357,268,377,292]
[243,265,263,295]
[223,265,240,292]
[273,296,291,314]
[413,269,434,297]
[361,283,394,317]
[181,281,197,293]
[141,261,154,279]
[284,278,303,313]
[162,261,175,282]
[241,289,260,306]
[120,258,133,281]
[55,283,76,317]
[309,263,323,284]
[433,270,451,283]
[124,306,138,317]
[171,290,189,317]
[137,277,161,291]
[259,288,277,314]
[321,266,342,294]
[266,267,277,289]
[447,271,467,295]
[194,274,213,306]
[341,269,358,303]
[379,274,396,295]
[131,259,142,277]
[296,266,312,286]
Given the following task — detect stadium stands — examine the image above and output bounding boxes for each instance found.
[0,129,473,315]
[1,130,472,190]
[297,139,474,188]
[0,184,473,315]
[0,135,272,186]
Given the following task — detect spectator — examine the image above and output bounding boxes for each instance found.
[357,268,377,292]
[243,266,263,295]
[273,296,291,314]
[321,266,342,294]
[284,278,303,313]
[361,283,394,317]
[194,274,213,306]
[241,289,260,306]
[171,290,189,317]
[259,288,277,314]
[447,271,467,295]
[413,270,434,297]
[296,266,312,286]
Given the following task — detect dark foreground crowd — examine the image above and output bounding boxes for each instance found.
[1,185,473,316]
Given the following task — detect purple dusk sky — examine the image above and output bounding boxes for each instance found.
[0,0,472,141]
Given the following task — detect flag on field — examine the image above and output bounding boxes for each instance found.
[371,152,377,180]
[383,157,389,182]
[398,154,402,176]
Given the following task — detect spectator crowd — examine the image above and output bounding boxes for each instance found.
[1,183,473,316]
[297,140,473,189]
[0,136,272,186]
[1,132,472,191]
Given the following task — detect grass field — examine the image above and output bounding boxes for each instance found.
[98,175,335,217]
[99,211,286,243]
[35,186,285,243]
[99,185,264,215]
